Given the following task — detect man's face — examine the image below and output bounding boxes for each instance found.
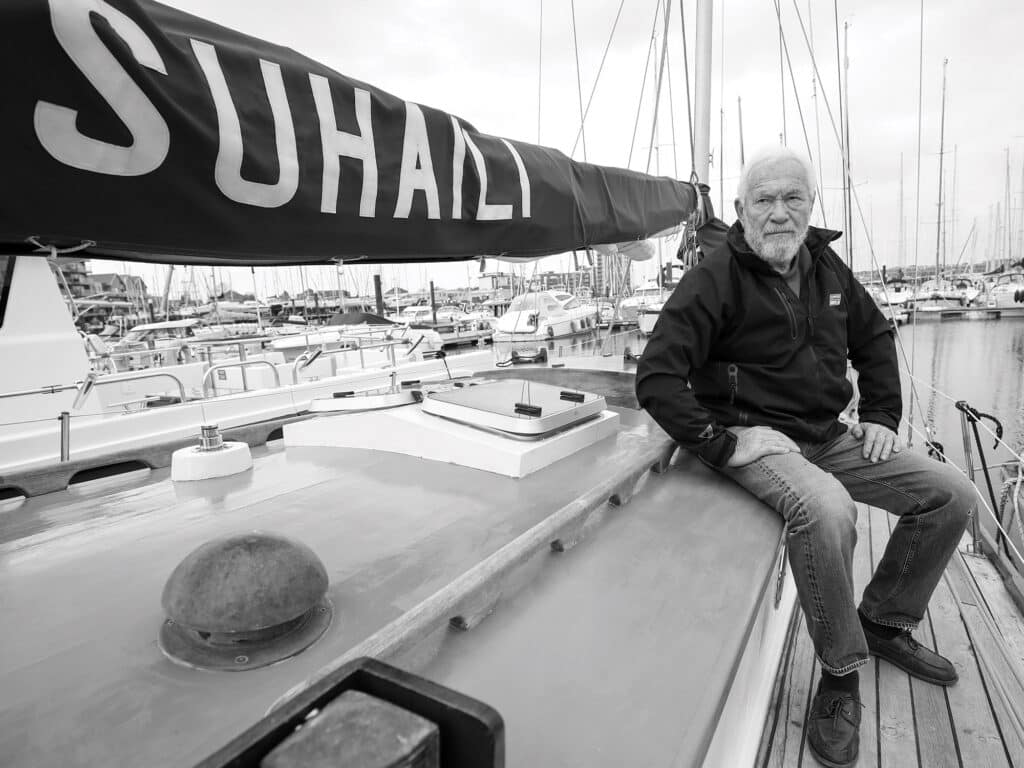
[734,158,814,271]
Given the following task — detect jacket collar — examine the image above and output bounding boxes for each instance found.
[726,220,842,274]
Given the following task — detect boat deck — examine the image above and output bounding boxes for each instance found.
[760,504,1024,768]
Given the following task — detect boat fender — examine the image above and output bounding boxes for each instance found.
[547,326,555,338]
[570,320,577,333]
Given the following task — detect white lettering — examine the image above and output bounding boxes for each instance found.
[192,40,298,208]
[394,103,440,219]
[310,77,377,216]
[500,138,531,219]
[34,0,169,176]
[463,132,512,221]
[450,116,466,219]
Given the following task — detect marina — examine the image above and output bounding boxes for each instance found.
[1,0,1024,766]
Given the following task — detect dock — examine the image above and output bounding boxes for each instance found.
[760,504,1024,767]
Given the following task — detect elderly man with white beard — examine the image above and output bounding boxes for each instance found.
[636,146,975,768]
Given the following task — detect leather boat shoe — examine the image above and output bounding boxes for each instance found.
[807,688,861,768]
[862,624,958,686]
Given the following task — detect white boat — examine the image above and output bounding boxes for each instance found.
[984,268,1024,316]
[492,291,599,341]
[619,281,668,325]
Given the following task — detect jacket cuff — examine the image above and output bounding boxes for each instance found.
[697,428,738,468]
[857,412,899,432]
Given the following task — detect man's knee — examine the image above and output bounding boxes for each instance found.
[928,463,976,526]
[788,487,858,540]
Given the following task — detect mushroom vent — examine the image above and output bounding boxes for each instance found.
[158,532,333,671]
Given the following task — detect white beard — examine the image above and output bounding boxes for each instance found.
[741,215,809,271]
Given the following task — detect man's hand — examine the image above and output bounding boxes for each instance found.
[851,422,902,462]
[726,426,801,468]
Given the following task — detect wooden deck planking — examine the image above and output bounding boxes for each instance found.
[945,557,1024,766]
[929,570,1011,768]
[765,613,817,767]
[963,553,1024,674]
[874,506,921,768]
[912,613,959,768]
[851,504,880,768]
[764,502,1024,768]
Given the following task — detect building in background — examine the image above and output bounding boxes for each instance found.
[53,257,91,298]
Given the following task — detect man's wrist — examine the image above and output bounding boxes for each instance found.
[697,428,737,468]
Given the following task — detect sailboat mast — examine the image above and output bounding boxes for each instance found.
[898,153,905,269]
[693,0,713,184]
[1006,148,1013,263]
[934,58,948,282]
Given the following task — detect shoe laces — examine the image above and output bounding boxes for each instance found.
[818,694,862,731]
[899,630,921,652]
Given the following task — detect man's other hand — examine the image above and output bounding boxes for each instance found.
[726,426,801,468]
[851,422,902,463]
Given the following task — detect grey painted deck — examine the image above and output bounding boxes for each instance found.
[760,504,1024,768]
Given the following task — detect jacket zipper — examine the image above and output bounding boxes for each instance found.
[774,287,799,340]
[727,363,738,405]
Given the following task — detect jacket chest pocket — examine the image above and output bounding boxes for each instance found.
[773,287,799,340]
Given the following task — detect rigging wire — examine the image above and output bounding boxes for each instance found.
[908,0,925,445]
[664,13,680,178]
[770,0,826,225]
[786,1,934,446]
[627,1,662,169]
[832,0,848,265]
[775,0,787,144]
[678,0,696,174]
[808,0,827,225]
[646,0,674,174]
[569,0,588,160]
[570,0,627,159]
[537,0,543,143]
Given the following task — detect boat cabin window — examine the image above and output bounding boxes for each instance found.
[562,297,580,309]
[0,256,13,330]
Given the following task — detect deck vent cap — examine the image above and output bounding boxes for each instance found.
[158,532,332,670]
[171,425,253,481]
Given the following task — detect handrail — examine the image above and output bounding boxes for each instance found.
[290,339,408,383]
[0,383,79,401]
[101,372,189,404]
[0,371,188,404]
[202,360,281,398]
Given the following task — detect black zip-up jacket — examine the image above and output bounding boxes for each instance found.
[636,221,901,467]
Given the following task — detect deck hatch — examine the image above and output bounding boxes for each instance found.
[421,379,606,436]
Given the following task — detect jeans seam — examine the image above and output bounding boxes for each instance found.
[819,464,927,511]
[755,459,833,649]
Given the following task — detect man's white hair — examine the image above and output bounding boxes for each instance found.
[736,146,816,201]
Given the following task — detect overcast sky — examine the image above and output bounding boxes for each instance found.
[112,0,1024,296]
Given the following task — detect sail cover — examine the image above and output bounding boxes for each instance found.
[0,0,698,266]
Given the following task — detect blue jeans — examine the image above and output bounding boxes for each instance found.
[718,430,975,674]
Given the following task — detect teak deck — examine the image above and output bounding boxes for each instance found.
[761,504,1024,768]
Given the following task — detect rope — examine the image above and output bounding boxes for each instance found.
[905,419,1024,570]
[903,370,1024,469]
[678,0,696,171]
[627,2,661,169]
[569,0,588,161]
[570,0,627,159]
